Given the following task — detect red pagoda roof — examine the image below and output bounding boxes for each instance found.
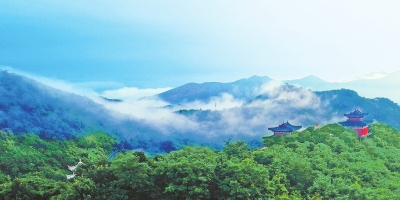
[268,121,302,133]
[344,109,369,118]
[338,120,367,128]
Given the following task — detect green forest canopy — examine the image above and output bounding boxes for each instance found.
[1,123,400,199]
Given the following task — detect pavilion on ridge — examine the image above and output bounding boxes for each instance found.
[268,121,302,135]
[339,109,371,138]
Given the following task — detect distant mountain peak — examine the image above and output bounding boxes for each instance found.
[247,75,271,81]
[231,75,271,84]
[299,75,327,82]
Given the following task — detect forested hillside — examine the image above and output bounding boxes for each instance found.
[1,123,400,199]
[0,70,120,139]
[0,71,181,153]
[316,89,400,129]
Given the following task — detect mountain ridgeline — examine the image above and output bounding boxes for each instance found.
[157,75,272,104]
[156,71,400,105]
[288,71,400,104]
[0,70,112,139]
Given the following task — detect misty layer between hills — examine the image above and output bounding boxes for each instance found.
[2,70,400,152]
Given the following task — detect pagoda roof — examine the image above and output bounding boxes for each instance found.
[268,121,302,132]
[344,109,369,118]
[338,120,367,127]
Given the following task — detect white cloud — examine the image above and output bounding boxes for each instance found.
[251,81,321,109]
[345,72,390,82]
[101,87,172,101]
[94,97,200,134]
[0,66,101,97]
[0,66,173,102]
[171,93,245,111]
[74,81,125,91]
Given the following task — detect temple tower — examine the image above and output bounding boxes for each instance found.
[268,121,302,135]
[339,109,370,138]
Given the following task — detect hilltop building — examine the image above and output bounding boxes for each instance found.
[339,109,370,138]
[268,121,302,135]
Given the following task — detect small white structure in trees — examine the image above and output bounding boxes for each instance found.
[66,172,75,180]
[66,158,84,180]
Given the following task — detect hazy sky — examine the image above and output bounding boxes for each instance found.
[1,1,399,88]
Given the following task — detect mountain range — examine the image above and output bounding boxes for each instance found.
[155,71,400,105]
[1,70,400,153]
[287,71,400,103]
[154,71,400,131]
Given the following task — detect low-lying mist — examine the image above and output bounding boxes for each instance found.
[97,81,344,149]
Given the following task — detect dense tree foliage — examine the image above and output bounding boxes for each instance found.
[1,123,400,199]
[260,123,400,199]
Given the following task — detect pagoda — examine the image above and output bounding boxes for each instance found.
[268,121,302,135]
[339,109,370,138]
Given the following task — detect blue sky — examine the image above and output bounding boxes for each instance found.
[1,1,399,88]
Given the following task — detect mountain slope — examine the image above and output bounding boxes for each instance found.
[0,70,145,140]
[0,70,223,153]
[157,75,271,104]
[156,72,400,106]
[178,87,400,132]
[338,71,400,103]
[316,89,400,128]
[285,75,338,91]
[286,71,400,104]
